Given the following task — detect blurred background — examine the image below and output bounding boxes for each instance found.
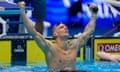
[1,0,120,37]
[0,0,120,68]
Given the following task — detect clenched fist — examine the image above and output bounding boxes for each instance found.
[18,1,26,9]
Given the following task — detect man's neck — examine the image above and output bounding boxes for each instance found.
[55,37,68,50]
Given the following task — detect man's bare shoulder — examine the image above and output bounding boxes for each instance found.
[69,39,77,43]
[70,38,84,45]
[46,40,54,45]
[45,40,56,49]
[69,37,85,49]
[69,39,79,48]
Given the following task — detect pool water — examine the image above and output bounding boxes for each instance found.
[0,61,120,72]
[76,61,120,72]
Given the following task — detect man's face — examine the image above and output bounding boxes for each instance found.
[53,23,69,38]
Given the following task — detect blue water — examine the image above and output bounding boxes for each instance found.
[76,61,120,72]
[0,62,120,72]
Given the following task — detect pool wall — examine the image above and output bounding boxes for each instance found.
[0,37,120,66]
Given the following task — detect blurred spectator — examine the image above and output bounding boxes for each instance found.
[67,0,83,28]
[97,51,120,62]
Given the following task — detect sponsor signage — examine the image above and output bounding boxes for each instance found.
[93,37,120,61]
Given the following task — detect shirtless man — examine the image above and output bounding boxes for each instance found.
[97,51,120,62]
[18,2,98,70]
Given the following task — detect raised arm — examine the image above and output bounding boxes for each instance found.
[75,5,98,48]
[18,2,36,35]
[81,8,97,39]
[18,2,51,52]
[69,5,98,50]
[97,51,120,62]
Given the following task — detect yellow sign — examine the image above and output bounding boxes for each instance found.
[93,37,120,61]
[0,40,11,66]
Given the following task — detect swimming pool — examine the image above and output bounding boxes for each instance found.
[0,37,120,72]
[76,61,120,72]
[0,61,120,72]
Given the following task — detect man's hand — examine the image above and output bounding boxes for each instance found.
[88,4,98,14]
[18,1,25,9]
[0,6,5,11]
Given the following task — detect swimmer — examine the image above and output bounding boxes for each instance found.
[97,51,120,62]
[18,2,98,70]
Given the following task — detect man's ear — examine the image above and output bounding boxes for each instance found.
[53,32,58,37]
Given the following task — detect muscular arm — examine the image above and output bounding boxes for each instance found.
[81,14,97,40]
[97,51,120,62]
[97,51,112,60]
[72,5,98,49]
[77,14,97,48]
[18,2,50,52]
